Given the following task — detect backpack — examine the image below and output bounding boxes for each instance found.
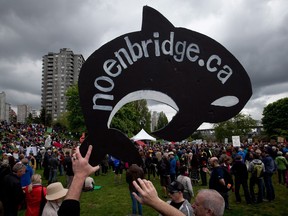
[253,162,263,178]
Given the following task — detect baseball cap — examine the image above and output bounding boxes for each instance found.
[167,181,184,194]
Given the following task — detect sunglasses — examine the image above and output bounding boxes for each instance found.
[168,190,179,195]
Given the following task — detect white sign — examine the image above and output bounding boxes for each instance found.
[26,147,37,157]
[224,138,228,144]
[232,136,241,147]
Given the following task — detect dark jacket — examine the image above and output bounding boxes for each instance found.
[231,160,249,180]
[63,156,74,176]
[2,173,25,216]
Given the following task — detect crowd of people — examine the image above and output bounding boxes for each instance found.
[0,120,288,216]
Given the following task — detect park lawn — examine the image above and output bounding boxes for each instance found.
[20,169,287,216]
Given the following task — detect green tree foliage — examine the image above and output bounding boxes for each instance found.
[39,107,46,125]
[262,97,288,138]
[111,100,151,137]
[66,84,86,132]
[26,113,33,124]
[155,111,168,130]
[214,113,257,142]
[65,84,151,136]
[39,107,52,126]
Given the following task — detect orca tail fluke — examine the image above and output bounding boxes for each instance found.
[80,130,143,167]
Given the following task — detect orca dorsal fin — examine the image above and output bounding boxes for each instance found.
[141,6,174,32]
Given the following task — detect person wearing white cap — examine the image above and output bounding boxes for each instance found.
[42,182,68,216]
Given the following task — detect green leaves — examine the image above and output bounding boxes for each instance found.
[262,97,288,138]
[214,113,257,142]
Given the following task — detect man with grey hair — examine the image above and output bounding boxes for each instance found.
[192,189,225,216]
[1,162,26,216]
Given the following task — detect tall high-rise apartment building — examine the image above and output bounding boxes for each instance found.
[41,48,85,121]
[0,91,10,122]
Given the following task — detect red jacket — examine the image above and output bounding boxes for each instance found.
[24,184,47,216]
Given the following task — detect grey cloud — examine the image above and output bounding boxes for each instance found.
[0,0,287,121]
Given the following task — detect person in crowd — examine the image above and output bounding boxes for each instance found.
[20,158,33,188]
[199,152,208,186]
[237,148,246,163]
[57,151,65,176]
[168,152,177,182]
[209,157,231,210]
[192,189,225,216]
[230,155,252,204]
[83,176,95,191]
[176,166,194,202]
[1,162,26,216]
[42,182,68,216]
[58,145,185,216]
[145,152,156,180]
[248,152,265,203]
[126,164,145,216]
[63,151,74,188]
[42,149,52,180]
[24,174,47,216]
[162,181,193,216]
[190,151,200,185]
[113,157,123,184]
[100,154,109,175]
[158,153,171,198]
[36,149,43,170]
[275,151,288,184]
[48,152,59,184]
[28,152,37,173]
[1,153,9,164]
[0,161,11,214]
[8,155,16,170]
[262,150,276,201]
[285,152,288,188]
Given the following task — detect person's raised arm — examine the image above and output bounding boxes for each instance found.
[132,178,185,216]
[65,145,99,201]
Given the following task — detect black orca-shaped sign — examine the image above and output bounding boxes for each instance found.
[79,6,252,166]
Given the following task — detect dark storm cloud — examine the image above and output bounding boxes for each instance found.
[0,0,287,123]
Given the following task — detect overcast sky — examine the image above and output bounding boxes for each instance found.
[0,0,287,129]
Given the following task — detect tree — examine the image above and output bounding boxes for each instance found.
[262,97,288,138]
[66,84,86,132]
[39,107,46,125]
[214,113,257,142]
[156,111,168,130]
[39,107,52,126]
[26,113,33,124]
[65,84,151,136]
[111,100,151,137]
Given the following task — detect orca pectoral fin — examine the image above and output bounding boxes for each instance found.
[106,129,143,166]
[79,137,105,166]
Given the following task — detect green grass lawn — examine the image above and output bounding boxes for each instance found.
[20,169,288,215]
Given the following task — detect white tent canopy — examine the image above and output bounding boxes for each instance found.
[131,129,156,141]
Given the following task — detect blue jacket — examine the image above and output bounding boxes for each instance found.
[20,164,33,187]
[170,158,176,175]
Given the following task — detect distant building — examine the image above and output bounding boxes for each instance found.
[31,109,39,119]
[0,91,10,122]
[151,111,160,131]
[17,104,31,123]
[41,48,85,121]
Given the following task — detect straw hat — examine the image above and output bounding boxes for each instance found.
[46,182,68,200]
